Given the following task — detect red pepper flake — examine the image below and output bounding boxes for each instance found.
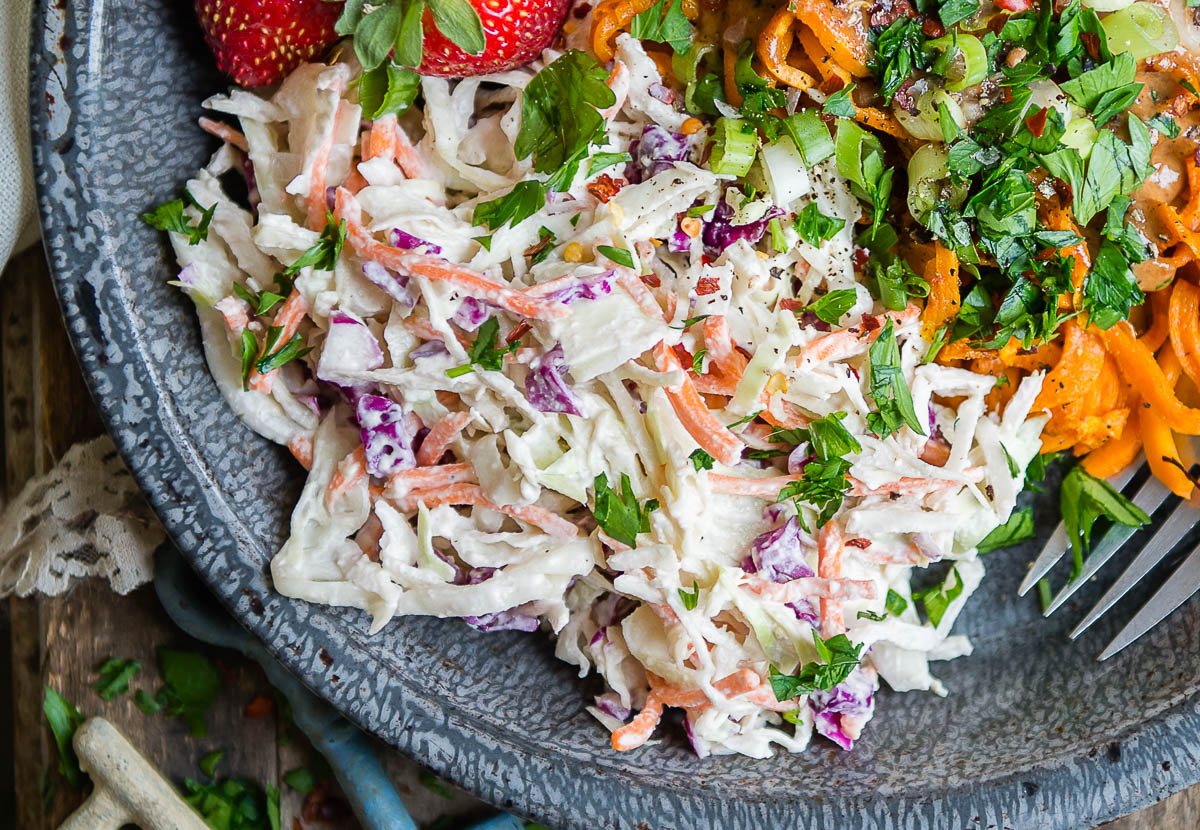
[245,694,274,718]
[505,320,531,344]
[1002,87,1014,103]
[586,173,624,204]
[780,298,805,311]
[640,272,662,288]
[696,276,721,295]
[820,75,846,95]
[922,16,945,37]
[995,0,1033,11]
[845,537,872,549]
[672,343,693,367]
[572,2,592,17]
[894,78,918,114]
[862,315,882,332]
[1051,176,1073,202]
[1024,107,1048,138]
[852,247,870,269]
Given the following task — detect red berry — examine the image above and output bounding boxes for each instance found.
[417,0,572,77]
[194,0,342,87]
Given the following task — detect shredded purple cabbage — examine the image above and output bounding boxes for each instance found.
[541,271,617,305]
[748,518,814,582]
[787,444,812,475]
[410,340,450,361]
[809,665,878,750]
[594,692,631,721]
[627,125,691,184]
[390,228,442,255]
[463,610,541,632]
[593,593,635,628]
[453,297,491,331]
[683,714,709,758]
[356,393,416,478]
[525,345,584,416]
[703,202,786,257]
[361,261,417,308]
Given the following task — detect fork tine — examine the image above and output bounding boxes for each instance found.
[1043,477,1173,616]
[1069,501,1198,639]
[1017,460,1143,596]
[1098,542,1200,660]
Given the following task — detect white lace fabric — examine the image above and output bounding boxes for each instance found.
[0,436,165,597]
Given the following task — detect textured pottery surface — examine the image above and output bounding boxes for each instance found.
[29,1,1200,827]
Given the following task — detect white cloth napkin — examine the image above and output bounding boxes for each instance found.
[2,0,39,269]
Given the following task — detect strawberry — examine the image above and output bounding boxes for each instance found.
[337,0,571,79]
[416,0,572,77]
[195,0,343,87]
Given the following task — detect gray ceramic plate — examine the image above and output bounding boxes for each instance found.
[29,1,1200,827]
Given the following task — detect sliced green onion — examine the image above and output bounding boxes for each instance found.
[672,41,716,86]
[835,120,884,193]
[709,117,760,177]
[1061,117,1099,158]
[769,217,788,252]
[781,109,835,167]
[926,34,988,92]
[734,39,769,90]
[896,87,965,141]
[1102,2,1178,60]
[907,144,966,220]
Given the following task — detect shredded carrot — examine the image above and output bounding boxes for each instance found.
[366,114,399,161]
[1169,279,1200,390]
[921,244,960,341]
[654,343,745,466]
[245,288,310,393]
[618,273,668,320]
[326,446,367,506]
[198,117,249,152]
[1158,204,1200,259]
[846,475,970,497]
[1144,346,1194,498]
[288,435,314,470]
[392,482,579,537]
[797,304,920,365]
[611,692,664,751]
[787,0,872,77]
[709,473,799,498]
[335,189,568,321]
[817,521,846,635]
[702,315,749,380]
[650,669,760,708]
[743,574,876,603]
[416,411,471,466]
[305,126,335,231]
[391,123,426,179]
[756,11,817,92]
[1100,321,1200,435]
[722,44,744,108]
[384,463,477,497]
[1139,288,1172,352]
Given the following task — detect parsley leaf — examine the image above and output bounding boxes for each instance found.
[777,413,861,526]
[768,632,864,699]
[597,244,635,269]
[200,749,225,779]
[284,214,346,275]
[44,686,86,789]
[678,580,701,610]
[794,202,846,247]
[885,587,908,616]
[799,289,857,325]
[976,507,1035,553]
[589,151,633,176]
[183,775,278,830]
[690,448,715,470]
[255,328,312,375]
[284,767,316,794]
[474,180,545,231]
[238,329,258,391]
[940,0,979,27]
[358,60,421,120]
[691,347,707,374]
[1060,465,1150,577]
[629,0,693,54]
[154,648,222,738]
[1061,52,1138,113]
[823,83,857,118]
[141,191,215,245]
[514,50,616,191]
[866,320,925,438]
[447,317,518,377]
[868,19,928,105]
[593,472,659,548]
[93,657,142,701]
[913,567,965,627]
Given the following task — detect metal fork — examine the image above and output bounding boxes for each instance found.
[1017,455,1200,660]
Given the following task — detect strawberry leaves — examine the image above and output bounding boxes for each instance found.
[333,0,486,71]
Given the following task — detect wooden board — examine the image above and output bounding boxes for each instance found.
[2,244,1190,829]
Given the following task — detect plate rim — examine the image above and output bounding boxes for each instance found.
[27,2,1200,827]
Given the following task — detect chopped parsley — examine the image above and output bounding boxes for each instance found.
[691,347,707,374]
[593,472,660,548]
[255,328,312,376]
[868,19,927,105]
[977,508,1036,554]
[913,567,965,627]
[141,191,215,245]
[768,632,865,699]
[597,244,635,269]
[777,412,861,526]
[798,289,857,325]
[629,0,692,54]
[794,202,846,247]
[822,83,857,118]
[44,686,86,789]
[678,580,701,610]
[589,151,633,176]
[283,767,316,794]
[284,213,346,275]
[446,317,518,377]
[690,448,715,470]
[150,647,223,738]
[93,657,142,701]
[866,321,925,439]
[474,180,545,231]
[1060,465,1150,578]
